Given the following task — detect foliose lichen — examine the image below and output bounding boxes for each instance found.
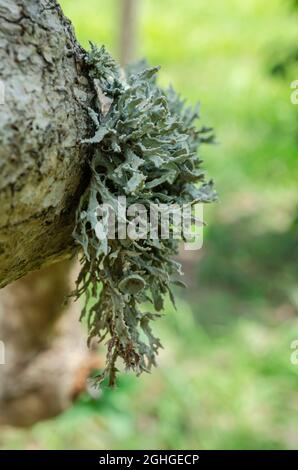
[72,43,216,386]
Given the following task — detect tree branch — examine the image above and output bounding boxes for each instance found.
[0,0,93,288]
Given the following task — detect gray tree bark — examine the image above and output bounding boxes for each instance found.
[0,260,101,427]
[0,0,100,427]
[0,0,93,288]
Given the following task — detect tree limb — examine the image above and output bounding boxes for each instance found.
[0,0,93,288]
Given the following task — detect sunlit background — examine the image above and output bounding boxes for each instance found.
[1,0,298,449]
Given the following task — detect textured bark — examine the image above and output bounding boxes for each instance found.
[0,0,93,288]
[0,260,101,427]
[0,1,101,426]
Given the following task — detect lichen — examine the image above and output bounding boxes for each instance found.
[72,44,216,386]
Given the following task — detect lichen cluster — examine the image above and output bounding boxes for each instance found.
[73,44,216,386]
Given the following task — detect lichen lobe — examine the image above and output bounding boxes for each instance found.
[73,44,216,387]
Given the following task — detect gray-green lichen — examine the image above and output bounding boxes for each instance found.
[73,44,216,386]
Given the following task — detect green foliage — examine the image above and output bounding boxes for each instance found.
[72,44,216,386]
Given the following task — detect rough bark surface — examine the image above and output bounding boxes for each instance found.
[0,260,101,427]
[0,0,93,288]
[0,1,101,427]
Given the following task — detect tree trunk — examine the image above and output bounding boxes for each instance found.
[0,260,101,427]
[119,0,138,66]
[0,0,93,288]
[0,0,100,426]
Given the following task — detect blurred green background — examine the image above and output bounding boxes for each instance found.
[1,0,298,450]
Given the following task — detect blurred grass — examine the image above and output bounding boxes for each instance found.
[1,303,298,449]
[0,0,297,450]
